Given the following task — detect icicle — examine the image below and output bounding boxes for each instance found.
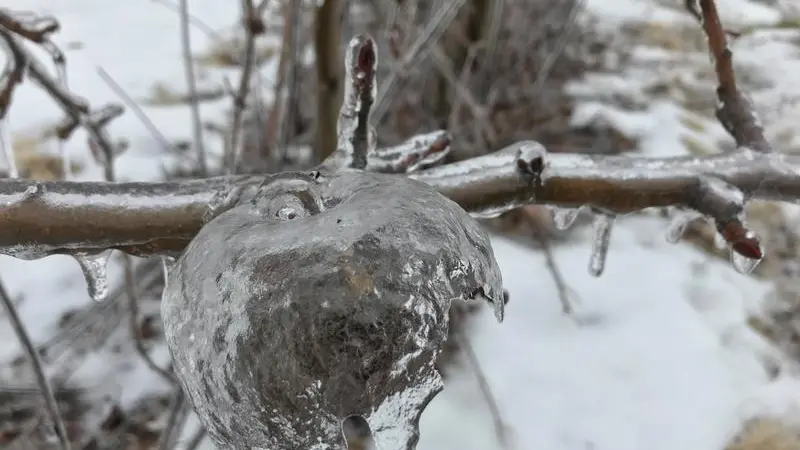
[588,211,615,277]
[550,206,582,230]
[73,250,112,302]
[665,210,703,244]
[0,114,18,178]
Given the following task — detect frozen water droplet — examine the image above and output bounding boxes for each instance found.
[731,248,761,274]
[551,207,581,230]
[665,211,702,244]
[588,212,615,277]
[73,250,112,302]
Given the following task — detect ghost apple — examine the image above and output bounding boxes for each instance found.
[161,170,504,450]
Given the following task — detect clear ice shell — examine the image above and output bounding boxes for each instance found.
[161,171,504,450]
[73,250,112,302]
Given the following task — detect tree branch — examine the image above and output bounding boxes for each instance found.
[0,143,797,259]
[690,0,770,153]
[0,175,268,258]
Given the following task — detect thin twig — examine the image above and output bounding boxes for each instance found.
[519,207,574,314]
[183,427,207,450]
[457,330,508,448]
[95,67,178,156]
[0,24,122,180]
[275,0,302,160]
[371,0,468,123]
[225,0,263,174]
[157,388,189,450]
[691,0,771,153]
[0,25,25,120]
[150,0,225,41]
[527,0,585,101]
[0,279,72,450]
[123,255,175,384]
[179,0,208,176]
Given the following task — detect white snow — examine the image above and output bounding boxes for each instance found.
[418,218,773,450]
[0,0,799,449]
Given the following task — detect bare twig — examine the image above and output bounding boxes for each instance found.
[690,0,771,153]
[458,330,509,447]
[123,256,175,384]
[150,0,225,41]
[527,0,585,101]
[260,2,293,165]
[371,0,468,123]
[183,427,207,450]
[519,207,574,315]
[96,67,177,156]
[0,279,71,450]
[476,0,504,94]
[275,0,301,160]
[0,8,65,83]
[157,388,189,450]
[0,24,123,180]
[313,0,343,162]
[224,0,264,174]
[0,25,26,120]
[0,27,24,178]
[179,0,208,176]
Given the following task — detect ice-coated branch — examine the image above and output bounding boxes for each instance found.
[366,130,451,173]
[0,25,26,120]
[1,142,799,259]
[321,34,378,171]
[0,9,124,180]
[410,143,798,212]
[0,175,270,259]
[688,0,770,153]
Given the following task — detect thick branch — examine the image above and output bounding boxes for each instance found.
[2,143,799,258]
[0,175,268,258]
[410,143,800,216]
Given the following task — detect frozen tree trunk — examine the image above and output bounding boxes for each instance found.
[161,170,505,449]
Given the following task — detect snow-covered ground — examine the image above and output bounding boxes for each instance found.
[2,0,800,449]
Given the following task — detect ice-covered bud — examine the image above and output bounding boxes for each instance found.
[161,171,504,449]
